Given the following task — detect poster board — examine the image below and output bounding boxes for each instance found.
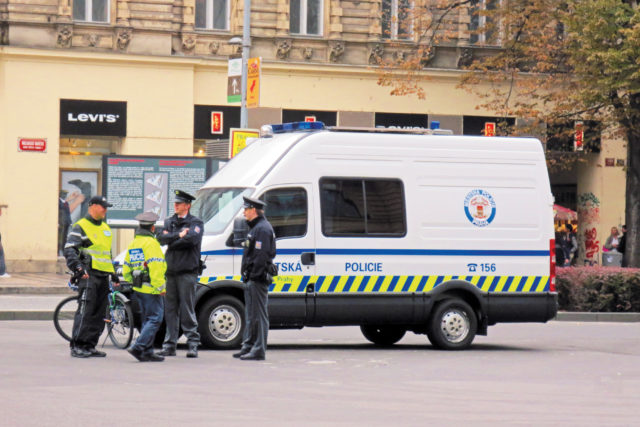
[102,156,222,227]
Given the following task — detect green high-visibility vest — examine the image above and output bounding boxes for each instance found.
[76,218,115,273]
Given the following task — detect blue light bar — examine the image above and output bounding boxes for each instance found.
[270,121,325,133]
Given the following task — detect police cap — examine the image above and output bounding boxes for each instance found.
[174,190,195,203]
[243,196,266,210]
[88,195,113,208]
[135,211,159,225]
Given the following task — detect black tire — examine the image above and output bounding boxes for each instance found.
[360,325,406,346]
[427,298,478,350]
[106,294,134,349]
[198,295,244,349]
[53,295,79,342]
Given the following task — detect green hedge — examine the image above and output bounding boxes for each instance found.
[556,267,640,312]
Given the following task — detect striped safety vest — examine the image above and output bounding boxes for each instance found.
[76,218,115,273]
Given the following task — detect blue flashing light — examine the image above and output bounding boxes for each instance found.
[430,121,440,130]
[270,121,325,133]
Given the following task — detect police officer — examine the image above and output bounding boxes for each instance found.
[64,195,118,358]
[233,196,276,361]
[157,190,203,358]
[124,212,167,362]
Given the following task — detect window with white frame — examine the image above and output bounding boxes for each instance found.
[382,0,412,40]
[73,0,109,23]
[290,0,323,36]
[195,0,229,30]
[469,0,500,45]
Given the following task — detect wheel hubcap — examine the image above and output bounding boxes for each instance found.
[209,305,241,342]
[440,309,470,343]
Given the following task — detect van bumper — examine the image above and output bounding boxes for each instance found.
[486,292,558,323]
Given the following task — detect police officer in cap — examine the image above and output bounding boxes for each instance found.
[157,190,204,358]
[234,196,276,361]
[64,195,119,358]
[124,211,167,362]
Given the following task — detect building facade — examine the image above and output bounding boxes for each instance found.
[0,0,626,271]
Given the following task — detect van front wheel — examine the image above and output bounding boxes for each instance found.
[427,298,477,350]
[360,325,406,346]
[198,295,244,349]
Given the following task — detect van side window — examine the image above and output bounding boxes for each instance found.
[261,188,308,239]
[320,178,406,237]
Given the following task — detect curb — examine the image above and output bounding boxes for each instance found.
[0,311,54,321]
[554,312,640,323]
[0,287,72,295]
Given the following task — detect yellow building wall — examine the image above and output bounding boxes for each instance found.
[0,48,200,271]
[576,136,627,265]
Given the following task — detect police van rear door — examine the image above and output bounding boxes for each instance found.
[260,184,316,326]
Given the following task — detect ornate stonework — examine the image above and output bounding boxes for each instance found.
[276,39,292,59]
[182,34,196,53]
[209,41,220,54]
[368,43,384,65]
[329,41,344,63]
[421,47,436,67]
[457,47,473,68]
[393,50,406,62]
[303,47,313,60]
[0,22,8,45]
[56,24,72,48]
[86,34,100,47]
[115,28,132,51]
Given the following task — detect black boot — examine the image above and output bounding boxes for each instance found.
[186,343,198,358]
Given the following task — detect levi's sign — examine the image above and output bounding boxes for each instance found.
[60,99,127,136]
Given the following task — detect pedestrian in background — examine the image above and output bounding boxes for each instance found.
[58,190,72,256]
[124,212,167,362]
[63,196,119,358]
[157,190,203,358]
[0,204,9,278]
[619,224,627,267]
[234,196,276,361]
[604,226,620,252]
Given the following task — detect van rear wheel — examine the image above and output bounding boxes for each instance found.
[360,325,406,346]
[427,298,477,350]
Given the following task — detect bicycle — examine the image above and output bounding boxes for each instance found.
[53,275,136,349]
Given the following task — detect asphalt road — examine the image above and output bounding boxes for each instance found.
[1,321,639,426]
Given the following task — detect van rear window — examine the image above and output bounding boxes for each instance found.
[320,178,406,237]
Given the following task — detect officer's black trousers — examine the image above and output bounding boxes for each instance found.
[241,280,269,356]
[71,273,109,349]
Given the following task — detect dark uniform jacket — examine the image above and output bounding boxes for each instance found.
[63,214,110,277]
[157,212,204,275]
[241,215,276,283]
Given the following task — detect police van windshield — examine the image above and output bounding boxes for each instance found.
[191,187,252,234]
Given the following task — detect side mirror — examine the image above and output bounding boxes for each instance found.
[226,217,249,248]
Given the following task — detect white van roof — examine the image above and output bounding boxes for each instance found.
[204,127,544,190]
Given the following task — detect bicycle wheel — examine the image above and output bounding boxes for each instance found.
[53,295,79,342]
[106,294,134,349]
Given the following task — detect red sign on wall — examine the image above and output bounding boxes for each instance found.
[211,112,223,135]
[484,122,496,137]
[18,138,47,152]
[574,121,584,151]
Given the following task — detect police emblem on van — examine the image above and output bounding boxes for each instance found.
[464,189,496,227]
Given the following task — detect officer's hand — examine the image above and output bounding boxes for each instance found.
[111,273,120,284]
[160,291,166,296]
[179,228,188,238]
[76,266,88,280]
[162,230,168,234]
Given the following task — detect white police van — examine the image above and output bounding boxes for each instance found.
[189,121,558,350]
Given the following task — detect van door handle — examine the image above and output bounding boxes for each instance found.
[301,252,315,265]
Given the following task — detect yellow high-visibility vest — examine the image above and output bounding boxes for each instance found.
[76,218,115,273]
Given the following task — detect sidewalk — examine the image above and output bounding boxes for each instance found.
[0,273,71,295]
[0,273,639,322]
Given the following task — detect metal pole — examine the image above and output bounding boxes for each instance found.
[240,0,251,129]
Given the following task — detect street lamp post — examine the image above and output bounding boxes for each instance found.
[229,0,251,129]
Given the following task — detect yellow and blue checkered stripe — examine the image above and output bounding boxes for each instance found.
[199,274,551,293]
